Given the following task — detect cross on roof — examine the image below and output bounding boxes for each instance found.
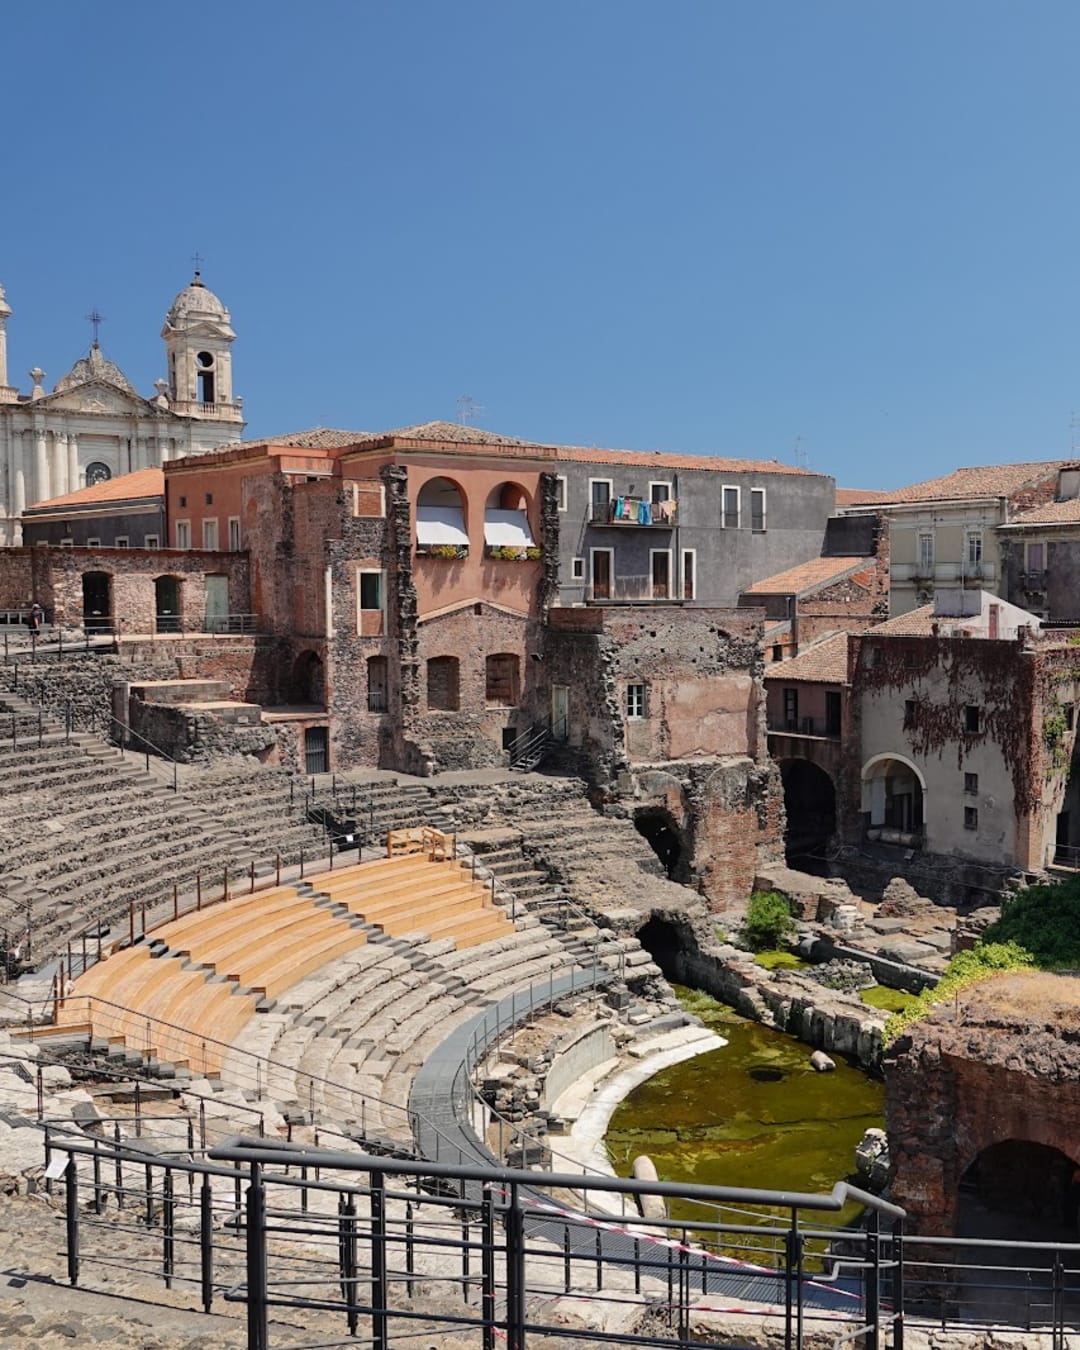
[191,250,204,278]
[85,308,105,347]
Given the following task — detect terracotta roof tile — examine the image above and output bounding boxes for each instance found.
[29,467,164,510]
[551,445,817,475]
[853,461,1067,505]
[864,603,936,635]
[1005,497,1080,526]
[765,633,849,684]
[836,487,883,506]
[742,556,868,596]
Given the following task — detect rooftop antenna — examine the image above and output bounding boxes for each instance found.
[457,395,484,426]
[792,434,808,469]
[85,308,105,349]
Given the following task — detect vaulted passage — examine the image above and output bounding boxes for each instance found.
[780,760,836,869]
[635,916,682,981]
[633,808,690,883]
[959,1141,1080,1240]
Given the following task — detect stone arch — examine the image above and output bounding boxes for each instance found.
[633,805,691,882]
[291,650,325,705]
[861,752,925,840]
[81,571,112,632]
[154,575,183,633]
[779,759,836,868]
[959,1140,1080,1238]
[635,916,683,981]
[484,481,531,512]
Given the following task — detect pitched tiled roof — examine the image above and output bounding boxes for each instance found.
[854,461,1067,505]
[836,487,883,506]
[389,420,544,447]
[742,556,868,596]
[28,467,164,510]
[864,603,936,635]
[551,445,817,475]
[1005,497,1080,526]
[765,633,849,684]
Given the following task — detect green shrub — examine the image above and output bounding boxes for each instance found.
[883,941,1034,1044]
[982,877,1080,968]
[743,890,796,952]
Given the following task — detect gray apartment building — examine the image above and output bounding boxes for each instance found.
[550,447,836,607]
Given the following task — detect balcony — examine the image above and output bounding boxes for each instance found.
[585,575,679,603]
[1022,569,1047,592]
[415,544,468,560]
[590,498,677,528]
[767,715,841,740]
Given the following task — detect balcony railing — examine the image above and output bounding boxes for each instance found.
[585,574,678,603]
[1022,569,1048,591]
[589,498,677,527]
[415,544,468,560]
[767,715,841,739]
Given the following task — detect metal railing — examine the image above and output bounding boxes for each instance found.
[767,715,842,739]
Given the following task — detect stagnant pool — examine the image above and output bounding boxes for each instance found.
[604,985,885,1231]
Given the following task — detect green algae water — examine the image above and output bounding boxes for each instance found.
[604,985,884,1234]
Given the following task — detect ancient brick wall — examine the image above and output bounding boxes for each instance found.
[0,551,35,612]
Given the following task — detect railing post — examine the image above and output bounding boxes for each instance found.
[865,1207,880,1350]
[64,1156,79,1286]
[245,1161,269,1350]
[200,1177,214,1313]
[339,1192,359,1337]
[162,1168,175,1289]
[506,1181,526,1350]
[481,1183,496,1350]
[370,1170,388,1350]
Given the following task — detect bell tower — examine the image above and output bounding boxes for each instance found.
[161,267,242,424]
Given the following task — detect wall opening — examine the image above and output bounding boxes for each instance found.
[427,655,461,711]
[862,754,925,842]
[291,651,325,706]
[196,351,216,404]
[81,571,112,632]
[633,807,690,883]
[636,916,683,980]
[154,575,182,633]
[780,759,837,871]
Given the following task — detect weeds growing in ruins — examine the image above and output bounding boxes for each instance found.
[742,889,796,951]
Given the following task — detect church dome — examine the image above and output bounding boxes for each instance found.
[54,343,137,396]
[165,272,230,326]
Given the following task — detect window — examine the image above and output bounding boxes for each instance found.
[228,517,241,551]
[771,644,783,662]
[114,536,129,549]
[589,478,612,523]
[556,475,568,512]
[59,537,74,548]
[650,550,671,600]
[783,687,798,728]
[366,656,388,713]
[204,492,214,507]
[681,549,696,601]
[359,571,384,611]
[966,530,982,567]
[571,557,585,580]
[626,683,647,720]
[750,488,766,532]
[485,653,520,706]
[85,462,111,487]
[964,772,979,795]
[918,531,934,573]
[178,495,187,509]
[964,806,978,831]
[86,537,101,548]
[427,656,460,711]
[1066,704,1076,731]
[825,690,842,737]
[176,520,191,549]
[722,486,740,529]
[964,705,982,734]
[590,548,613,600]
[903,699,916,729]
[144,534,160,549]
[202,519,219,551]
[196,351,215,404]
[1027,542,1045,572]
[649,481,671,503]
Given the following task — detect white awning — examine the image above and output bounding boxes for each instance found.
[416,505,468,546]
[483,509,535,547]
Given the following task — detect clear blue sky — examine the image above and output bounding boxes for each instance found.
[4,2,1080,489]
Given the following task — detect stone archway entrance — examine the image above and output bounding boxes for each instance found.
[81,571,112,633]
[636,916,683,981]
[779,759,836,870]
[862,753,925,844]
[633,807,691,883]
[959,1140,1080,1240]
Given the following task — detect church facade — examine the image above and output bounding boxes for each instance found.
[0,272,244,544]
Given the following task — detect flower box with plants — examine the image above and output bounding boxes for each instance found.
[415,544,469,560]
[484,545,542,561]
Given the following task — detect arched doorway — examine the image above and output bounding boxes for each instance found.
[81,572,112,632]
[959,1141,1080,1240]
[636,916,684,981]
[780,759,836,870]
[154,576,181,633]
[862,753,925,843]
[633,807,690,882]
[291,651,325,706]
